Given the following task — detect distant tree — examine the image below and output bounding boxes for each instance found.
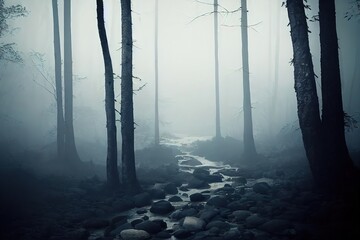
[97,0,120,189]
[240,0,257,159]
[52,0,65,159]
[214,0,221,139]
[286,0,359,192]
[120,0,140,190]
[0,0,26,63]
[154,0,160,146]
[63,0,80,162]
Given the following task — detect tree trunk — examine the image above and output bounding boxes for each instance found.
[120,0,140,190]
[64,0,80,162]
[97,0,120,189]
[286,0,325,187]
[214,0,221,139]
[154,0,160,146]
[319,0,356,186]
[52,0,65,160]
[241,0,257,158]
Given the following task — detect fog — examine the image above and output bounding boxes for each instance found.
[1,0,359,161]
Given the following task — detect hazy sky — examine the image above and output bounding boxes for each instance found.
[2,0,359,151]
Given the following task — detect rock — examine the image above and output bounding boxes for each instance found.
[111,215,128,225]
[152,219,167,229]
[205,220,231,231]
[135,220,162,234]
[82,218,109,229]
[199,208,219,222]
[120,229,151,240]
[150,200,175,214]
[182,216,206,231]
[170,208,198,220]
[179,186,189,191]
[190,193,206,202]
[253,182,271,195]
[173,229,192,239]
[164,183,178,194]
[232,177,247,185]
[136,208,148,214]
[214,186,235,194]
[245,214,267,228]
[231,210,251,221]
[110,223,133,237]
[259,219,291,234]
[206,196,228,208]
[131,219,143,227]
[223,229,242,240]
[227,200,248,211]
[181,157,202,166]
[148,188,166,200]
[155,231,171,239]
[187,177,210,189]
[168,196,183,202]
[134,192,152,207]
[217,169,241,177]
[193,168,222,183]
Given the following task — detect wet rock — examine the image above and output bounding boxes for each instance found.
[135,220,162,234]
[214,186,235,194]
[179,186,189,191]
[120,229,151,240]
[187,177,210,189]
[190,193,206,202]
[253,182,271,195]
[152,219,167,229]
[199,208,219,222]
[168,196,183,202]
[155,231,171,239]
[136,208,148,214]
[164,183,178,194]
[223,229,242,240]
[193,168,223,183]
[150,200,175,214]
[171,208,198,220]
[82,218,109,229]
[173,229,192,239]
[227,200,248,211]
[182,216,206,231]
[131,219,143,227]
[245,214,267,228]
[134,192,152,207]
[110,222,133,236]
[181,157,202,166]
[259,219,291,234]
[217,169,241,177]
[231,210,251,221]
[148,188,166,200]
[111,215,128,225]
[205,220,231,231]
[206,196,228,208]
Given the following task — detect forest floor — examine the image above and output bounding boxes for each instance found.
[0,137,359,240]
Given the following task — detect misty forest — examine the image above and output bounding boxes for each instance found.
[1,0,360,239]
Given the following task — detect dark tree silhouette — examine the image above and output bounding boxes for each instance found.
[120,0,140,190]
[52,0,65,159]
[97,0,120,189]
[64,0,80,162]
[241,0,257,159]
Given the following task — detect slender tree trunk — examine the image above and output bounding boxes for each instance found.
[347,44,359,112]
[120,0,139,189]
[52,0,65,159]
[154,0,160,146]
[241,0,257,158]
[286,0,325,187]
[319,0,356,185]
[214,0,221,139]
[64,0,80,162]
[97,0,120,189]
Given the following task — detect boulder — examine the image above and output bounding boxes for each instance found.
[168,196,183,202]
[205,220,231,231]
[253,182,271,195]
[134,192,152,207]
[150,200,175,214]
[182,216,206,231]
[245,214,267,228]
[110,223,133,237]
[199,208,219,222]
[135,220,162,234]
[170,208,198,220]
[190,193,206,202]
[120,229,151,240]
[164,183,178,194]
[231,210,251,221]
[173,229,192,239]
[148,188,166,200]
[187,177,210,189]
[206,196,228,208]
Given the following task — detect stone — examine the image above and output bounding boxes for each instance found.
[205,220,231,231]
[170,208,198,220]
[206,196,228,208]
[110,223,133,237]
[168,196,183,202]
[136,208,148,214]
[173,229,192,239]
[134,192,152,207]
[135,220,162,234]
[148,188,166,200]
[245,214,267,228]
[120,229,151,240]
[190,193,206,202]
[253,182,271,195]
[179,186,189,191]
[223,229,242,240]
[187,177,210,189]
[150,200,175,214]
[155,231,171,239]
[181,157,202,166]
[131,219,143,227]
[82,218,109,229]
[164,183,178,194]
[199,208,219,222]
[227,200,248,211]
[231,210,251,221]
[259,219,291,234]
[182,216,206,231]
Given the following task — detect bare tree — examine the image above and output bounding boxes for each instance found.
[241,0,257,159]
[97,0,120,189]
[120,0,140,190]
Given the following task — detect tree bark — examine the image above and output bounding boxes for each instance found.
[120,0,139,190]
[287,0,328,188]
[154,0,160,146]
[241,0,257,158]
[97,0,120,189]
[64,0,80,162]
[214,0,221,139]
[52,0,65,160]
[319,0,356,185]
